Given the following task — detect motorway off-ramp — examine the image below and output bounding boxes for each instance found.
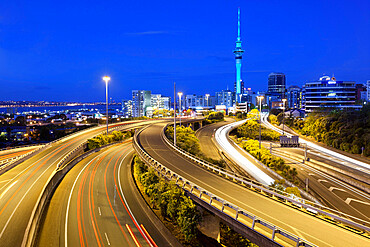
[138,122,370,247]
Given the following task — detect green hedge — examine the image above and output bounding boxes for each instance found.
[166,126,202,156]
[236,118,280,141]
[241,140,299,184]
[133,156,201,242]
[282,106,370,156]
[87,130,134,150]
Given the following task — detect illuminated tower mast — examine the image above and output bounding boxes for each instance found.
[233,7,244,103]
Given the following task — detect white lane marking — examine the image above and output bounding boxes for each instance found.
[0,158,58,239]
[345,198,370,206]
[118,150,152,246]
[98,207,101,216]
[0,181,17,199]
[308,173,316,176]
[65,151,107,247]
[142,132,335,247]
[318,179,328,183]
[0,179,11,184]
[104,232,111,245]
[329,187,346,192]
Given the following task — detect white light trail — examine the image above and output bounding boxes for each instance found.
[215,120,275,186]
[261,113,370,171]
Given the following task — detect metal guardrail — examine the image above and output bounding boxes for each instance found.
[21,121,145,247]
[133,127,317,247]
[160,124,370,236]
[218,121,319,203]
[0,122,136,173]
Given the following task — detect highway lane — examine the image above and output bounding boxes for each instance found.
[138,122,370,246]
[38,141,181,247]
[270,147,370,222]
[261,113,370,172]
[199,118,370,222]
[195,119,234,160]
[0,146,38,162]
[0,120,157,247]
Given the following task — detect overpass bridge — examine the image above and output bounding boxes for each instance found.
[134,122,370,247]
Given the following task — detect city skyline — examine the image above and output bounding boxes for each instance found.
[1,0,369,102]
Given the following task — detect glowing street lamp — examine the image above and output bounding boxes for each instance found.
[178,92,183,126]
[103,76,110,135]
[257,96,264,149]
[282,99,287,136]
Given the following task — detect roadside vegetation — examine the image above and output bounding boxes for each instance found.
[270,105,370,157]
[165,125,226,168]
[235,117,280,141]
[133,155,203,244]
[220,222,258,247]
[239,139,299,185]
[203,111,224,124]
[134,155,259,246]
[86,130,134,150]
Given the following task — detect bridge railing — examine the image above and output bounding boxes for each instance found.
[133,126,317,247]
[21,121,145,247]
[161,124,370,235]
[0,122,139,173]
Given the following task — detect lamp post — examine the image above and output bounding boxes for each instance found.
[178,92,183,127]
[257,96,264,149]
[174,82,176,146]
[282,98,287,136]
[102,76,110,135]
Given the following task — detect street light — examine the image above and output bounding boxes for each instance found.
[282,98,287,136]
[257,96,264,150]
[103,76,110,135]
[178,92,183,127]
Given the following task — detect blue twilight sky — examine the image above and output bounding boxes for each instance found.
[0,0,369,102]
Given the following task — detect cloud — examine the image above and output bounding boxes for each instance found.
[125,31,168,36]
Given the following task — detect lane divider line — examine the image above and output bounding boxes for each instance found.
[104,232,111,246]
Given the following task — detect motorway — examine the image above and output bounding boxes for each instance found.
[261,113,370,172]
[0,120,157,247]
[137,122,370,246]
[38,141,181,247]
[199,119,370,223]
[0,146,38,162]
[195,119,234,160]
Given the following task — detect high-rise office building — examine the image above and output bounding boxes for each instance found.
[367,80,370,101]
[216,90,235,108]
[286,86,302,109]
[132,90,151,117]
[151,94,171,110]
[233,8,245,103]
[122,100,133,118]
[303,76,360,112]
[268,72,286,99]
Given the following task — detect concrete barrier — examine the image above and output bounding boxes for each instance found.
[133,127,318,247]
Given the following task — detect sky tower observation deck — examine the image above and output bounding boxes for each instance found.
[233,8,245,103]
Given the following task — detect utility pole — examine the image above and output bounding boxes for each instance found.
[174,82,176,146]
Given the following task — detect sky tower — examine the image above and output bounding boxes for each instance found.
[233,7,244,103]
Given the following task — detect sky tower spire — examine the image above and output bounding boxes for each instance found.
[237,7,241,42]
[233,7,244,103]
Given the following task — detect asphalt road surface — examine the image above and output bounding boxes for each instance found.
[195,119,233,160]
[137,122,370,247]
[38,141,181,247]
[0,120,157,247]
